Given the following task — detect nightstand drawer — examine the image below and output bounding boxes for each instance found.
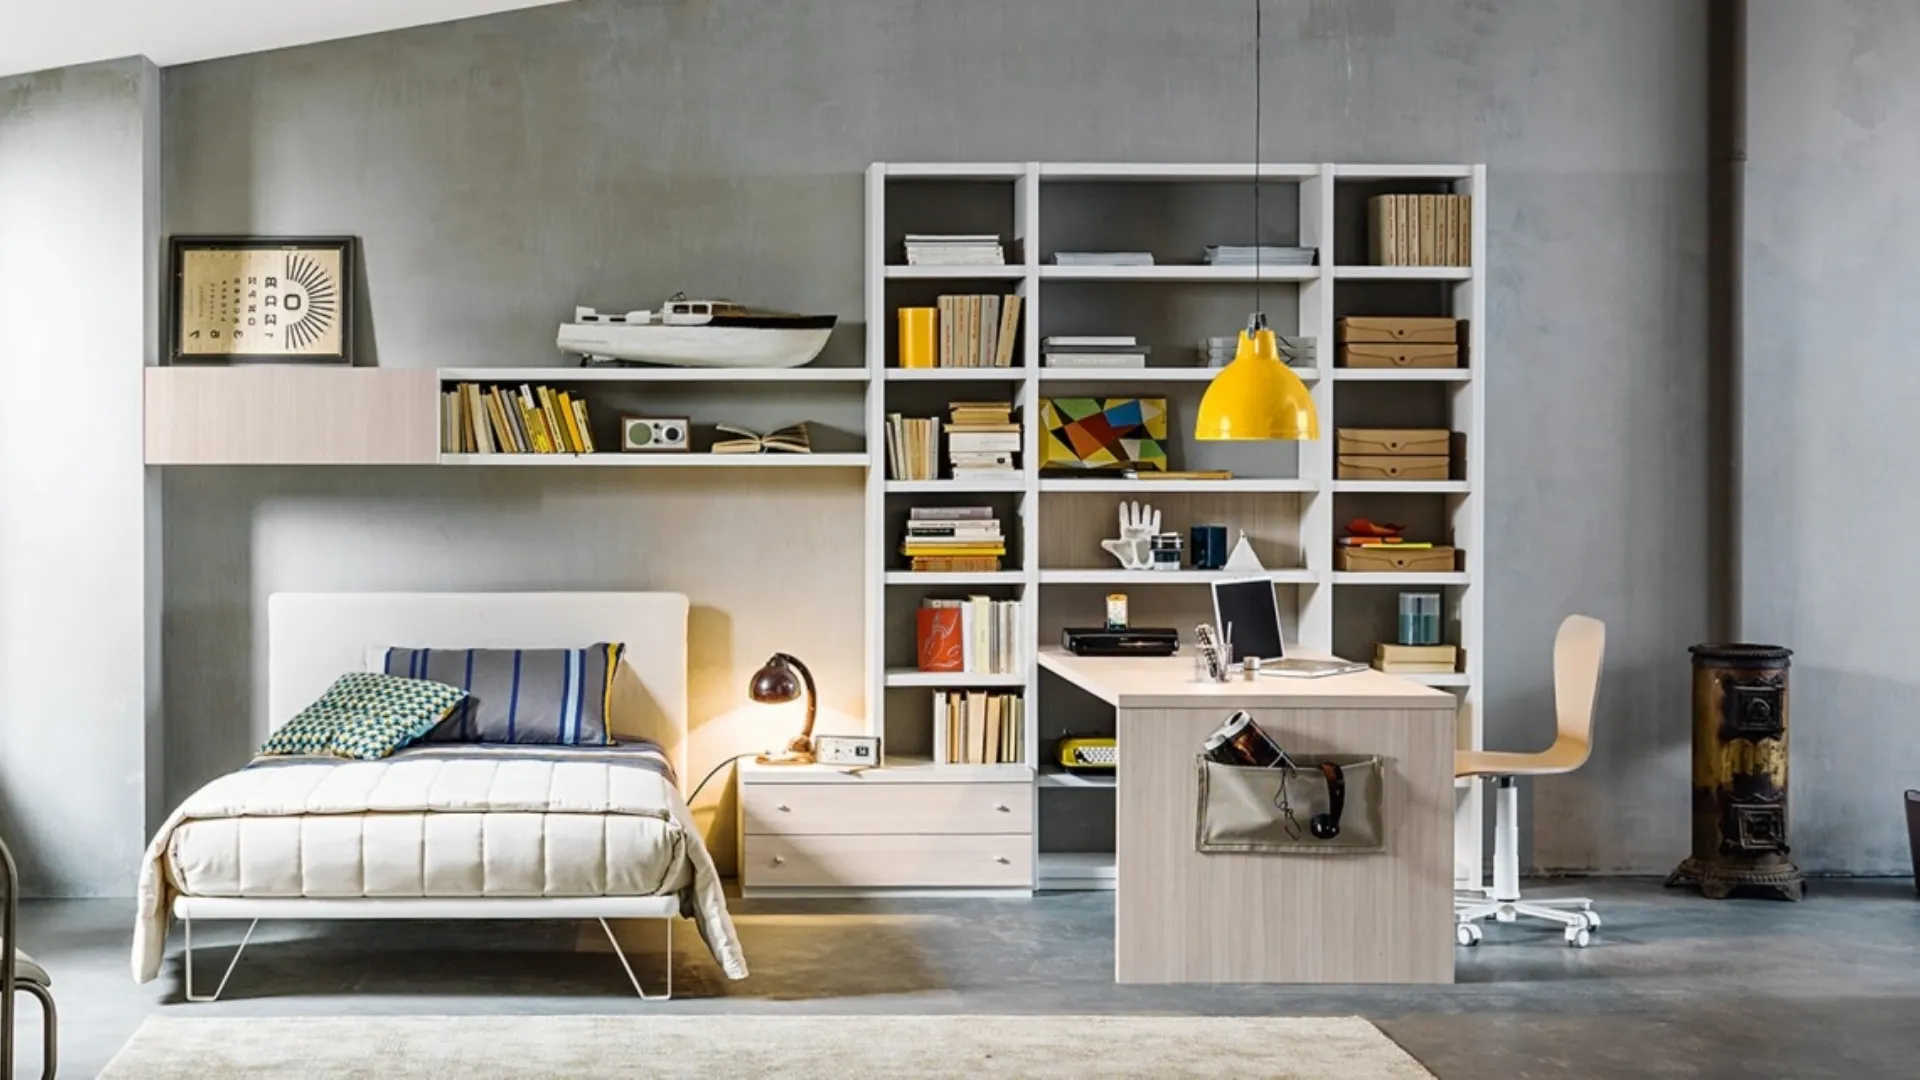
[743,834,1033,889]
[742,781,1031,836]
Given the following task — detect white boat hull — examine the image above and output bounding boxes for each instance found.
[557,323,833,369]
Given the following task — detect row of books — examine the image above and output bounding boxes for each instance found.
[905,233,1006,266]
[916,594,1022,674]
[1368,194,1473,267]
[1043,335,1149,369]
[884,415,941,480]
[1372,643,1458,675]
[442,382,596,455]
[902,507,1005,573]
[934,691,1025,766]
[939,294,1022,368]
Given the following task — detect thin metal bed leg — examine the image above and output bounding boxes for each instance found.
[184,917,259,1003]
[597,917,671,1001]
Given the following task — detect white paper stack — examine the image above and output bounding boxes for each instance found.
[1051,251,1156,266]
[1203,245,1318,266]
[905,234,1006,266]
[1044,335,1150,368]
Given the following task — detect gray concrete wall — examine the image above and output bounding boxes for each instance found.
[1743,0,1920,875]
[161,0,1710,875]
[0,57,162,896]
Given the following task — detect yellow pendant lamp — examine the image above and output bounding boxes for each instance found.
[1196,316,1318,440]
[1197,0,1318,443]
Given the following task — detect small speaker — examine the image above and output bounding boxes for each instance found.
[620,416,690,452]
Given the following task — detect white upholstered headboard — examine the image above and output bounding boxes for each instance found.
[267,592,692,784]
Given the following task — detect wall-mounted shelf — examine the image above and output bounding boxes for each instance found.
[1331,480,1471,494]
[1332,266,1473,281]
[1039,478,1316,494]
[1332,369,1471,383]
[884,478,1026,494]
[882,571,1026,586]
[437,366,872,383]
[884,265,1028,280]
[1331,572,1470,586]
[1039,569,1318,586]
[1037,265,1319,282]
[1036,367,1320,384]
[883,367,1028,381]
[439,453,868,468]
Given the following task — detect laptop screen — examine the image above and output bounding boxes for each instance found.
[1211,577,1285,664]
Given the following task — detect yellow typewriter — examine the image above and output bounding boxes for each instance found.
[1056,736,1117,772]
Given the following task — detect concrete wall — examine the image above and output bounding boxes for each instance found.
[0,58,162,896]
[159,0,1710,875]
[1743,0,1920,875]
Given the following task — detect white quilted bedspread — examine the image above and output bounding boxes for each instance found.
[134,754,747,983]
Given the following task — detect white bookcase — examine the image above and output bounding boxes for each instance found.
[865,162,1488,892]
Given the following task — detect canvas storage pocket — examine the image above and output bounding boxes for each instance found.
[1196,755,1387,855]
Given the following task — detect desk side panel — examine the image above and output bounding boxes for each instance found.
[1116,704,1455,984]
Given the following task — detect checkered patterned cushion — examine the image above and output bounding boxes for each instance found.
[259,672,469,761]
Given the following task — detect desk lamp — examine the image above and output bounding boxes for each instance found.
[749,652,816,765]
[1195,0,1319,445]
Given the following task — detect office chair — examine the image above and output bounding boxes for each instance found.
[2,836,57,1078]
[1454,614,1606,948]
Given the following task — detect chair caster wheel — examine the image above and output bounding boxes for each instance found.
[1565,926,1591,948]
[1581,912,1601,930]
[1456,923,1482,947]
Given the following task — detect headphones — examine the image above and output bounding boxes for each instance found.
[1309,761,1347,840]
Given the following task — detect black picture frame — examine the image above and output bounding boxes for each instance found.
[166,236,357,365]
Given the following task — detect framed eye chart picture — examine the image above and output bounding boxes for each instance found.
[167,236,357,364]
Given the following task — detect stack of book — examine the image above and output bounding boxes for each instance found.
[934,691,1025,766]
[901,507,1005,572]
[905,234,1005,266]
[1203,245,1318,266]
[947,400,1019,476]
[932,294,1022,368]
[1373,643,1458,675]
[1043,335,1148,369]
[916,594,1024,673]
[885,414,941,480]
[1051,251,1154,266]
[441,382,596,455]
[1367,194,1472,266]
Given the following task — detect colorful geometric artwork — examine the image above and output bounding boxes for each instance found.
[1038,397,1169,471]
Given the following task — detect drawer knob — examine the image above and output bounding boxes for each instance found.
[771,855,785,866]
[776,804,791,812]
[995,856,1010,864]
[994,803,1011,812]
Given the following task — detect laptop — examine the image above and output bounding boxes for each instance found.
[1209,577,1366,679]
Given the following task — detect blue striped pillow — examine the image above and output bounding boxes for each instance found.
[382,644,625,745]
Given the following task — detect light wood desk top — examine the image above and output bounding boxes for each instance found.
[1037,646,1456,711]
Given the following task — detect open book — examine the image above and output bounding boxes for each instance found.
[712,422,812,454]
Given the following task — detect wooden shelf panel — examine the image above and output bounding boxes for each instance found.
[145,368,438,465]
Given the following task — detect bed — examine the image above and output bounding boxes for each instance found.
[133,591,748,1001]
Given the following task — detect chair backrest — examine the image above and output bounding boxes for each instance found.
[1551,615,1607,769]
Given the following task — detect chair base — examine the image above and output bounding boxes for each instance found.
[1455,895,1598,947]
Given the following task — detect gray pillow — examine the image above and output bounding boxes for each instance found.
[381,644,625,745]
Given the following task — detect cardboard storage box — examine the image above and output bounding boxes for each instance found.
[1335,428,1451,457]
[1339,343,1459,369]
[1336,317,1458,344]
[1336,545,1457,573]
[1337,455,1451,481]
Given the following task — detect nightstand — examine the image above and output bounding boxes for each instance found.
[737,761,1035,896]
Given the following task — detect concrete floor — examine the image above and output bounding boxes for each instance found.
[11,878,1919,1078]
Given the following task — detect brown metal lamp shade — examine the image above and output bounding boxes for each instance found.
[749,652,816,765]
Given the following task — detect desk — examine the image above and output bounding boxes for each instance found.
[1038,647,1457,984]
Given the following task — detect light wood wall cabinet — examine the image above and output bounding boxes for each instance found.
[145,368,439,465]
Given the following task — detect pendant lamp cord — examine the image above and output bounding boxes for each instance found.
[1252,0,1264,326]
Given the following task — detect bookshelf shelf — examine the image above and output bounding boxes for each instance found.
[883,367,1028,381]
[1038,477,1317,494]
[1038,264,1318,282]
[1332,368,1471,383]
[882,571,1027,586]
[864,161,1489,895]
[885,478,1025,494]
[1331,572,1470,586]
[1038,767,1116,790]
[884,265,1028,280]
[1039,569,1318,586]
[436,366,871,383]
[885,669,1028,689]
[439,453,869,468]
[1332,265,1472,281]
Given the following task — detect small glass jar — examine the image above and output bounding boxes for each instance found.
[1151,532,1184,571]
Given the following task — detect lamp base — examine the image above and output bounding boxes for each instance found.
[755,749,816,766]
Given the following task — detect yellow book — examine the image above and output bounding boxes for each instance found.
[538,387,574,452]
[484,388,516,452]
[518,386,555,453]
[570,397,596,454]
[994,295,1022,368]
[899,307,936,369]
[557,391,588,453]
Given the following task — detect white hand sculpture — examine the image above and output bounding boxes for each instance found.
[1099,500,1162,570]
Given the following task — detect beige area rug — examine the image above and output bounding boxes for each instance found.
[102,1014,1433,1079]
